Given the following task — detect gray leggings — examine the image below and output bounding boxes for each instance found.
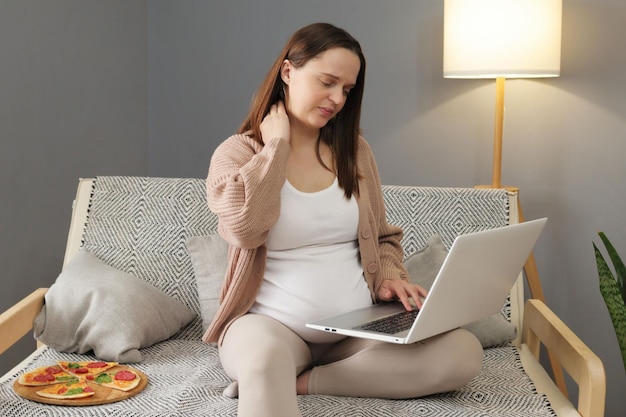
[219,313,483,417]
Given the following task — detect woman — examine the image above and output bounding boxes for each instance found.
[203,22,483,417]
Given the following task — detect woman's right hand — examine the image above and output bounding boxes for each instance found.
[260,101,290,144]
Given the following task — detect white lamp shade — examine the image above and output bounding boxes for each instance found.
[444,0,562,79]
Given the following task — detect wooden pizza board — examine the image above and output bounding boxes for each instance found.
[13,365,148,406]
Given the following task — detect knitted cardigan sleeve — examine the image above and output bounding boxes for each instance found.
[202,133,290,344]
[206,134,290,249]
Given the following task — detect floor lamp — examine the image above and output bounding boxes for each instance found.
[443,0,567,396]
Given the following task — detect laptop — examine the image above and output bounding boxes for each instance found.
[306,218,547,344]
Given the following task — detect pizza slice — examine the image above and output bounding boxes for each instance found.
[91,369,141,392]
[18,365,78,386]
[57,360,119,378]
[36,380,95,400]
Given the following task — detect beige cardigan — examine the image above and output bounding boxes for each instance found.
[202,133,409,344]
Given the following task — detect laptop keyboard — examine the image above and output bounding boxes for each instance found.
[354,309,419,334]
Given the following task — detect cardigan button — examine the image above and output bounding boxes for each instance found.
[361,228,372,239]
[367,263,378,274]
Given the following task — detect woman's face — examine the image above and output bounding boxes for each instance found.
[281,47,361,135]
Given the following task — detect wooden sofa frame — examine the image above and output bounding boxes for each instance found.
[0,177,606,416]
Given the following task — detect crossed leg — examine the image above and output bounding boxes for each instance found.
[307,328,483,399]
[220,314,483,416]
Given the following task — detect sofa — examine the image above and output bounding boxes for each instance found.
[0,176,606,416]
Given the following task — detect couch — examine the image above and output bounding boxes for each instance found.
[0,176,606,416]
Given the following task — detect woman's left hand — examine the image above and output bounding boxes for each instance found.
[377,279,428,311]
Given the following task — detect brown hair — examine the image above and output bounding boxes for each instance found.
[238,22,366,198]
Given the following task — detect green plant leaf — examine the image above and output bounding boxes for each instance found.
[598,231,626,305]
[594,243,626,372]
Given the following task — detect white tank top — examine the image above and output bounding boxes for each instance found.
[250,177,373,343]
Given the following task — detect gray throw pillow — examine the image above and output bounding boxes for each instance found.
[404,235,449,290]
[404,235,517,348]
[33,250,196,363]
[186,234,229,332]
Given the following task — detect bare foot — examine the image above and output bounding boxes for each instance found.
[296,370,311,395]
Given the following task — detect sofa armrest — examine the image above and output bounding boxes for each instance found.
[522,299,606,417]
[0,288,47,356]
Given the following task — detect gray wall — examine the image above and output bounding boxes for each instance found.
[0,0,147,371]
[2,0,625,415]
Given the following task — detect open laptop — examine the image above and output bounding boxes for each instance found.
[306,218,547,344]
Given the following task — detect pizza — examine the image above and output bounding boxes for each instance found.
[17,360,144,402]
[90,369,141,392]
[18,365,77,386]
[36,380,95,400]
[57,360,119,378]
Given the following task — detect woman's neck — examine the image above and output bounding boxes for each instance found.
[289,122,320,150]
